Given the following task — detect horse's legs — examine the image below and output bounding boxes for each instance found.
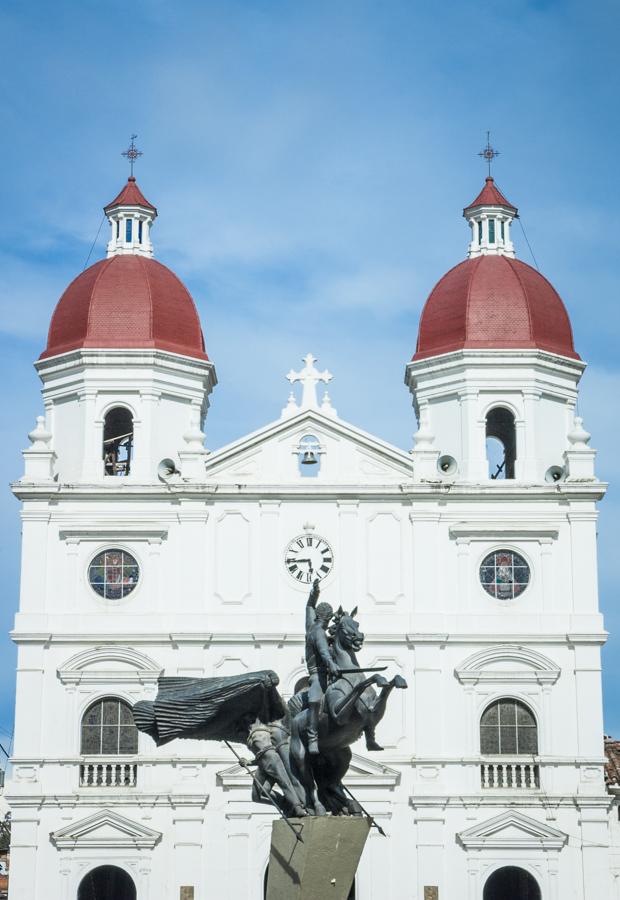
[290,712,326,816]
[367,675,408,729]
[319,747,361,816]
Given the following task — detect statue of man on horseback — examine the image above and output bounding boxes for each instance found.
[133,579,407,818]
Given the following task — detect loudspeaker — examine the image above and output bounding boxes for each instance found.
[437,455,458,476]
[157,458,180,482]
[545,465,565,483]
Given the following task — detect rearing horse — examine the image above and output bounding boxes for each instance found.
[289,608,407,815]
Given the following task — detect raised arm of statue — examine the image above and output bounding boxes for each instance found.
[305,578,320,631]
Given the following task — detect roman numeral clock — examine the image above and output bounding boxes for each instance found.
[284,533,334,583]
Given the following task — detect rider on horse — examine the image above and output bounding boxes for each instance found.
[305,580,384,753]
[305,580,340,753]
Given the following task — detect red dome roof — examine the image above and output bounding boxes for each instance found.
[104,177,157,214]
[464,176,516,214]
[413,255,579,361]
[41,255,208,361]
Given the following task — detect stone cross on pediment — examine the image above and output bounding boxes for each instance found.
[286,353,333,410]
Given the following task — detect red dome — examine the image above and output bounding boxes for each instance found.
[41,255,208,361]
[413,255,579,361]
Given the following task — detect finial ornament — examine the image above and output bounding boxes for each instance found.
[286,353,333,410]
[478,130,499,177]
[122,134,143,177]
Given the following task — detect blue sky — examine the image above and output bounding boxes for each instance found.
[0,0,619,753]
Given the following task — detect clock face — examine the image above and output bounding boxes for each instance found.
[285,533,334,584]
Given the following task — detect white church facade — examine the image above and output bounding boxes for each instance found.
[5,172,615,900]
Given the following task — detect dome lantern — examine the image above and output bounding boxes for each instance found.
[104,176,157,259]
[463,177,517,259]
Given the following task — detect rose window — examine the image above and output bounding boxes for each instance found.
[88,549,139,600]
[479,549,530,601]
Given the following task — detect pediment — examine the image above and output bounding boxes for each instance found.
[58,646,163,685]
[204,410,412,485]
[217,752,400,788]
[50,809,161,850]
[455,645,560,685]
[458,810,567,851]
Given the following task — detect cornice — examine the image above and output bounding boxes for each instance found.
[11,630,609,646]
[11,481,607,501]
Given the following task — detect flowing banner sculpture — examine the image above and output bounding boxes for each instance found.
[133,580,407,899]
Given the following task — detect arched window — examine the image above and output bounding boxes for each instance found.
[78,866,136,900]
[483,866,540,900]
[297,434,321,476]
[103,407,133,476]
[486,407,516,479]
[293,676,310,695]
[81,698,138,755]
[480,699,538,755]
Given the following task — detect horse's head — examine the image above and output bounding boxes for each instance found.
[329,607,364,654]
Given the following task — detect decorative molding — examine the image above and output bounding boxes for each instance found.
[59,528,168,544]
[449,524,558,542]
[11,630,609,646]
[455,645,561,686]
[457,810,567,851]
[50,809,162,850]
[57,646,163,685]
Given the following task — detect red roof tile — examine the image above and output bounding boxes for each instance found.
[41,255,208,361]
[464,177,517,214]
[413,255,579,361]
[605,737,620,787]
[104,177,157,215]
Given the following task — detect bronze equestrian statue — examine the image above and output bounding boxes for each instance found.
[133,580,407,817]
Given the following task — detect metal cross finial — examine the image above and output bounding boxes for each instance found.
[286,353,333,409]
[122,134,143,177]
[478,131,499,177]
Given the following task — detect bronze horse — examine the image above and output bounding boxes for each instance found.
[288,607,407,816]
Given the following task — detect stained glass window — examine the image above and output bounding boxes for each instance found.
[480,549,530,600]
[88,549,139,600]
[480,699,538,755]
[80,698,138,755]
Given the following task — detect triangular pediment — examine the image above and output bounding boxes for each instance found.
[50,809,161,850]
[458,810,567,851]
[217,751,400,789]
[204,410,412,485]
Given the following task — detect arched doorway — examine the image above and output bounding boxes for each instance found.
[78,865,136,900]
[483,866,541,900]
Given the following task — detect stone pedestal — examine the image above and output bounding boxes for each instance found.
[266,816,371,900]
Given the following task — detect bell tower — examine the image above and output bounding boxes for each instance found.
[26,164,216,486]
[406,177,594,485]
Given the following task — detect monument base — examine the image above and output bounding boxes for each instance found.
[266,816,371,900]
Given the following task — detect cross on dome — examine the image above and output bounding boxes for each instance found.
[122,134,143,177]
[104,140,157,259]
[478,131,499,177]
[284,353,335,415]
[465,133,517,259]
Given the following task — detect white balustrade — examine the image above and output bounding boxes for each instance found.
[480,759,540,789]
[79,761,137,787]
